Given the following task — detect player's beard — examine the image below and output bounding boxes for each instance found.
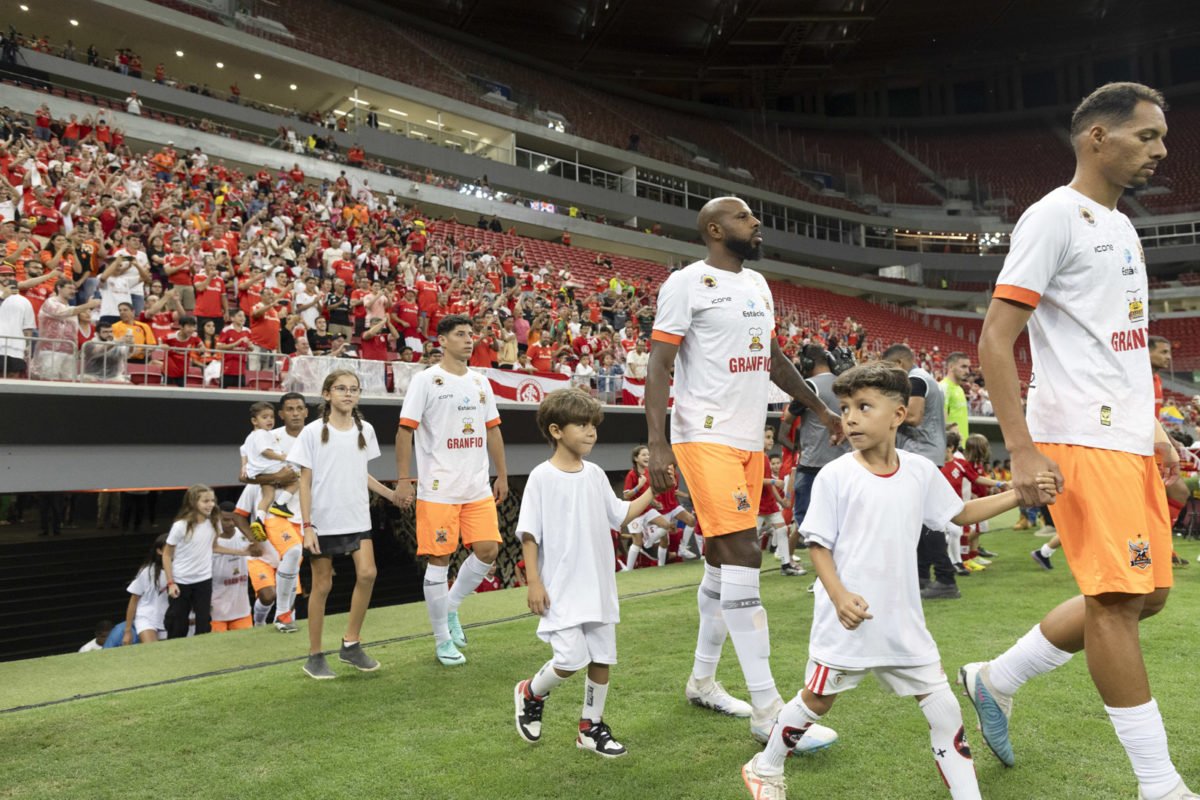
[727,236,762,261]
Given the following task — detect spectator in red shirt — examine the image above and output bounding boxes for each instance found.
[359,316,396,361]
[468,317,497,369]
[349,276,371,336]
[250,290,283,372]
[391,287,420,340]
[217,308,253,388]
[165,316,203,386]
[193,260,227,333]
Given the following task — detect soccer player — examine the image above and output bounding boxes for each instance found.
[395,314,509,666]
[646,196,842,748]
[965,83,1195,799]
[513,389,655,757]
[741,363,1055,800]
[940,352,971,438]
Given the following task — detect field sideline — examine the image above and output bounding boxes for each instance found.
[3,522,1197,800]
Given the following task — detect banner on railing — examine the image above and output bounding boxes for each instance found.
[284,356,388,396]
[476,368,570,403]
[391,361,426,396]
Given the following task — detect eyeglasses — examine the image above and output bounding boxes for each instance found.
[330,385,361,395]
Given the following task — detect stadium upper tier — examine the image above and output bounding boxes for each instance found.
[146,0,1200,222]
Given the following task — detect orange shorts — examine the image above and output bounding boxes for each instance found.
[248,517,304,595]
[416,497,501,558]
[248,559,275,593]
[1037,442,1172,596]
[673,442,763,537]
[211,615,253,632]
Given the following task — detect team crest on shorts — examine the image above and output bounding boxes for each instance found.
[462,418,475,434]
[1079,206,1096,226]
[435,528,449,544]
[701,274,718,288]
[1128,538,1152,570]
[733,490,751,512]
[748,327,764,352]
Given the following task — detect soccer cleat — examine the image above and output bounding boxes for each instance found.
[1030,549,1054,570]
[447,610,468,648]
[275,612,298,633]
[249,518,267,542]
[973,557,992,567]
[513,680,545,743]
[953,563,972,577]
[742,754,787,800]
[1172,552,1189,567]
[268,502,294,519]
[686,675,752,717]
[302,653,336,680]
[436,640,466,666]
[1138,780,1200,799]
[964,560,986,572]
[576,720,627,758]
[750,700,839,755]
[339,641,380,672]
[679,547,699,561]
[977,547,998,558]
[959,661,1014,767]
[921,582,961,600]
[780,562,806,576]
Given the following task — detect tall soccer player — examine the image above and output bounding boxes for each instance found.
[645,196,841,751]
[395,314,509,666]
[963,83,1194,799]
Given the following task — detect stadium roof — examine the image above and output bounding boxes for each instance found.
[345,0,1200,106]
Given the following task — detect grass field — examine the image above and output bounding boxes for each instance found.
[2,521,1198,800]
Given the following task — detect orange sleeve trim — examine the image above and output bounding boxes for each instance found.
[485,418,501,429]
[398,417,419,430]
[234,508,251,518]
[651,330,684,345]
[993,284,1041,309]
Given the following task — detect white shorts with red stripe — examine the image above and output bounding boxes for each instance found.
[804,658,948,698]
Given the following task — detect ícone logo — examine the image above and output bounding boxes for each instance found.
[462,418,475,435]
[435,528,449,544]
[1126,290,1144,323]
[1128,538,1152,570]
[748,327,764,352]
[1079,206,1096,226]
[701,274,718,288]
[479,391,487,404]
[733,490,750,512]
[1100,405,1112,427]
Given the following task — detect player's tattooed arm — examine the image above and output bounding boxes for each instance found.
[769,339,844,444]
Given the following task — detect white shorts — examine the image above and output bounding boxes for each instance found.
[804,659,948,698]
[758,512,785,531]
[134,617,167,640]
[541,622,617,672]
[629,508,673,546]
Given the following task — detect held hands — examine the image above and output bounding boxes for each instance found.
[1155,439,1181,486]
[167,583,180,599]
[1011,446,1064,506]
[820,407,846,445]
[1033,471,1060,499]
[832,590,873,630]
[392,479,415,509]
[526,582,549,616]
[647,441,677,495]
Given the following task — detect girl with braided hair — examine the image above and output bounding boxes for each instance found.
[290,369,394,679]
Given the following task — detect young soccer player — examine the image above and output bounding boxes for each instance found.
[742,364,1058,800]
[210,501,259,632]
[291,369,394,679]
[243,402,300,540]
[513,389,655,757]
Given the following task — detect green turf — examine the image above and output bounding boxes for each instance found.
[2,526,1197,800]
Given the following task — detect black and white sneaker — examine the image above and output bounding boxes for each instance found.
[514,680,544,743]
[1030,549,1054,570]
[953,563,972,577]
[576,720,627,758]
[268,502,294,519]
[780,562,806,576]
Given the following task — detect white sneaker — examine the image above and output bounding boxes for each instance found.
[973,557,992,566]
[741,753,787,800]
[750,699,839,755]
[1139,781,1200,800]
[679,547,699,560]
[686,675,752,717]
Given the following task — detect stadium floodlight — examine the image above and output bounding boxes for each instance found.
[425,119,441,127]
[289,83,297,90]
[348,97,369,105]
[387,108,408,117]
[69,19,79,26]
[175,50,184,57]
[18,4,27,11]
[253,73,262,80]
[460,129,478,137]
[378,122,391,128]
[216,61,224,68]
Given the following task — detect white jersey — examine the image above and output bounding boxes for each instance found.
[516,461,629,636]
[242,428,280,479]
[289,417,381,535]
[995,185,1154,456]
[652,260,776,451]
[211,531,252,621]
[165,519,217,584]
[802,451,963,669]
[126,564,168,631]
[399,364,500,505]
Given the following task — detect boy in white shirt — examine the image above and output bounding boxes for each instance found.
[513,389,655,758]
[243,402,300,540]
[742,363,1058,800]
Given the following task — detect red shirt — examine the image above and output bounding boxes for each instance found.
[408,230,427,254]
[1154,373,1163,418]
[193,274,224,318]
[572,335,597,356]
[22,280,52,317]
[527,343,553,372]
[485,271,502,293]
[350,288,369,320]
[759,459,780,515]
[469,334,496,368]
[359,330,389,361]
[250,302,281,350]
[218,326,251,376]
[414,279,439,313]
[166,333,203,378]
[332,259,355,286]
[165,254,192,287]
[392,300,419,332]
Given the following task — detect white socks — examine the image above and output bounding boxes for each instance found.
[681,525,696,552]
[692,563,727,681]
[583,678,608,723]
[988,623,1075,697]
[624,544,641,571]
[447,553,493,613]
[274,546,302,617]
[720,564,779,709]
[275,489,293,507]
[759,694,822,775]
[920,686,981,799]
[657,544,668,566]
[1108,699,1181,800]
[773,529,790,563]
[252,598,273,626]
[1039,543,1056,559]
[529,659,566,698]
[424,563,451,645]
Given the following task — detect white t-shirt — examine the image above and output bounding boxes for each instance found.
[126,564,169,630]
[242,428,280,478]
[652,260,776,451]
[516,461,629,636]
[802,451,963,669]
[98,265,142,317]
[289,417,381,535]
[0,293,34,359]
[295,287,320,329]
[399,365,500,505]
[995,185,1154,456]
[211,531,252,622]
[166,519,217,584]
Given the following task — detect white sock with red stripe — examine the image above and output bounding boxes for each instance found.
[274,546,301,621]
[692,563,727,681]
[921,686,981,799]
[720,565,779,709]
[759,694,822,775]
[447,553,492,613]
[423,563,451,645]
[987,623,1075,697]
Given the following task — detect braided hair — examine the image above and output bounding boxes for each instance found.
[319,369,368,449]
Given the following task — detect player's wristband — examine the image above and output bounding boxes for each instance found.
[302,522,315,529]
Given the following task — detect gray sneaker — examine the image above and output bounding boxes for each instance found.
[275,618,299,633]
[303,653,336,680]
[921,581,961,600]
[339,641,380,672]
